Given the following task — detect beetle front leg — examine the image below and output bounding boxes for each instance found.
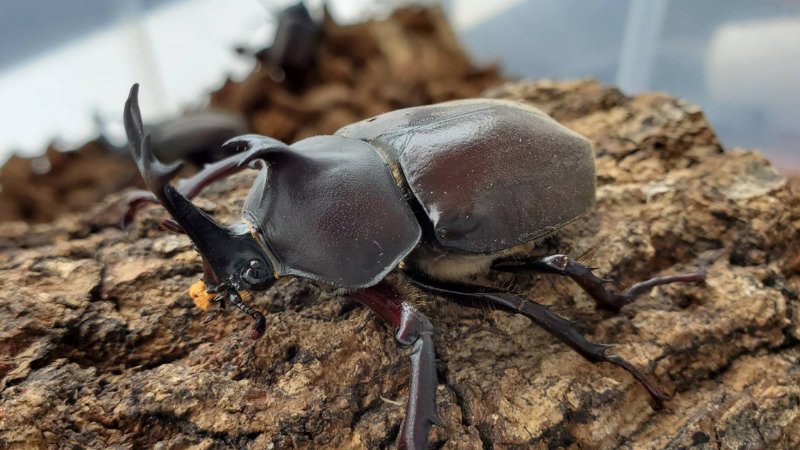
[405,274,670,407]
[349,283,443,450]
[492,254,705,312]
[224,291,266,340]
[201,293,226,324]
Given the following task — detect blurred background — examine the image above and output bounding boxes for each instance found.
[0,0,798,221]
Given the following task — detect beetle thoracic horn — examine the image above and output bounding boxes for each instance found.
[221,134,291,163]
[124,84,239,278]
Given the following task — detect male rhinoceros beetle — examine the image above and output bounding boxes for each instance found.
[123,84,703,450]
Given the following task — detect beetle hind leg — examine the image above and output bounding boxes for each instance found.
[492,254,705,312]
[349,282,443,450]
[404,274,670,407]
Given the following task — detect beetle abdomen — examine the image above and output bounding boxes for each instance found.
[337,99,596,254]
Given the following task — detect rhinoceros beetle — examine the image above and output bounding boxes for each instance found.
[123,84,703,450]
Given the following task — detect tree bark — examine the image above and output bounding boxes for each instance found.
[1,80,798,449]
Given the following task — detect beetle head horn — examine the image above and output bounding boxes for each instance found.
[124,84,274,291]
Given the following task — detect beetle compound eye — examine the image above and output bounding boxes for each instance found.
[241,259,270,288]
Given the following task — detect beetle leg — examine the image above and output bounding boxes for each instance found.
[492,254,705,312]
[225,291,267,340]
[202,294,226,324]
[404,273,670,407]
[349,282,443,450]
[160,218,184,233]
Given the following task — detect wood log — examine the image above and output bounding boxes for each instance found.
[1,79,798,449]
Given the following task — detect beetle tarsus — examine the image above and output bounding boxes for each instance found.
[603,353,670,407]
[405,274,670,407]
[620,271,706,305]
[492,254,705,311]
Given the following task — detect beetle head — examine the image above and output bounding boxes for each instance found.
[124,84,276,295]
[194,220,276,295]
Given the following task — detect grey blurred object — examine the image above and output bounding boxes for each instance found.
[96,110,249,165]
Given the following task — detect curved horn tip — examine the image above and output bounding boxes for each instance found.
[124,85,145,150]
[123,84,182,198]
[125,84,141,120]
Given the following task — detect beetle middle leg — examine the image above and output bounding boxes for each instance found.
[349,282,443,450]
[404,273,671,407]
[492,254,705,312]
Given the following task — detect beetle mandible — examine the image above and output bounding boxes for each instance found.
[123,84,704,450]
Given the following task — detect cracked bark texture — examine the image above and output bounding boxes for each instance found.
[1,80,799,449]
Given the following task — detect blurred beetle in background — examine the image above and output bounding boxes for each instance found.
[96,109,248,166]
[236,2,320,90]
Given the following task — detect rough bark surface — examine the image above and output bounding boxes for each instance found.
[1,80,798,449]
